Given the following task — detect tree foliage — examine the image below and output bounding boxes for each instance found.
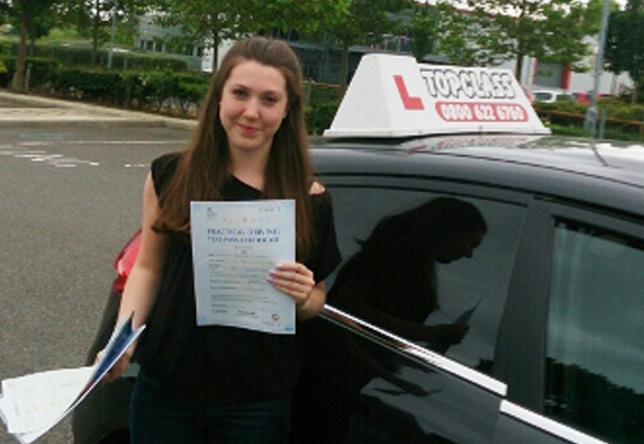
[154,0,350,72]
[605,0,644,99]
[153,0,242,73]
[408,0,439,62]
[2,0,59,90]
[326,0,409,95]
[426,1,507,67]
[62,0,150,66]
[427,0,602,80]
[239,0,351,37]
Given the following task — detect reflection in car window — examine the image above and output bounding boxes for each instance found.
[546,221,644,444]
[326,187,525,374]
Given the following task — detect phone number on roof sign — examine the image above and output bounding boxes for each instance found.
[436,102,528,123]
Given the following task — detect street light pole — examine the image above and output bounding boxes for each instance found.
[587,0,611,140]
[107,0,118,69]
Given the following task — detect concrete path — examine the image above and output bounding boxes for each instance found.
[0,89,198,130]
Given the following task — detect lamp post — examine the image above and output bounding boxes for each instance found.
[107,0,118,69]
[586,0,611,141]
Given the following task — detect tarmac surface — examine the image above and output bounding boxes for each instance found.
[0,89,199,129]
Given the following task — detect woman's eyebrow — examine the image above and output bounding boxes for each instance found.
[228,82,283,95]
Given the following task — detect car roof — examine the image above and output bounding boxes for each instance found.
[311,134,644,221]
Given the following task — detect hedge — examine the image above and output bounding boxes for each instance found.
[50,68,210,114]
[535,99,644,139]
[0,42,190,71]
[0,56,61,88]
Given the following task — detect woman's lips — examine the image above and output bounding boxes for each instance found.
[237,122,259,135]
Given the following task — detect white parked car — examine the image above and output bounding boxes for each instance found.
[533,89,574,103]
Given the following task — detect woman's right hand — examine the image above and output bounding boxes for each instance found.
[96,348,133,383]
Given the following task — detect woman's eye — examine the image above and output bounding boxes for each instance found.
[232,89,247,98]
[262,96,278,105]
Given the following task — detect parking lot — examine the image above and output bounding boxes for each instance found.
[0,97,191,444]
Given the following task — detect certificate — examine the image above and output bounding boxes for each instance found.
[191,200,296,334]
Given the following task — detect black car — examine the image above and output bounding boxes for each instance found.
[73,55,644,444]
[295,134,644,444]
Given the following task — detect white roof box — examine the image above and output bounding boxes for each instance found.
[324,54,550,138]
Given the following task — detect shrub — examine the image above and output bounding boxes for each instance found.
[0,60,8,86]
[49,67,210,115]
[52,68,124,103]
[173,72,210,115]
[306,99,341,135]
[535,97,644,141]
[0,42,192,71]
[0,56,61,89]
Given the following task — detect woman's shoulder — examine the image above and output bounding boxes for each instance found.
[152,151,183,171]
[151,152,183,182]
[309,181,325,196]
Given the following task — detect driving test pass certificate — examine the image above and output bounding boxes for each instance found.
[191,200,296,334]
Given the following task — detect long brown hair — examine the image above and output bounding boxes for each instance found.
[154,37,315,260]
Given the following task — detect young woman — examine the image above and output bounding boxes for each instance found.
[102,37,341,444]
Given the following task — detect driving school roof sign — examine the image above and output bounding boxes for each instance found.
[324,54,550,138]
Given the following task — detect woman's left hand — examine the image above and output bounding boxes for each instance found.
[268,262,315,307]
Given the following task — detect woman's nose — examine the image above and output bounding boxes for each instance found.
[243,98,260,118]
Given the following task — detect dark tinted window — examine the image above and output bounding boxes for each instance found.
[545,220,644,443]
[327,186,526,374]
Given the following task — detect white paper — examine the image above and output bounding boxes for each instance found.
[191,200,296,334]
[1,366,94,434]
[0,315,145,443]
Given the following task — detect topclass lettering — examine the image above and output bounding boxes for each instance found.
[421,68,516,100]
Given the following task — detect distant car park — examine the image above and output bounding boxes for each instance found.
[572,91,591,105]
[533,89,574,103]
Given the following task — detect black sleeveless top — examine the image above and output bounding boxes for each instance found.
[135,152,342,404]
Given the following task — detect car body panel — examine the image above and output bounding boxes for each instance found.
[75,133,644,444]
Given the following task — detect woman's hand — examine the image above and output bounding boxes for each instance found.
[268,262,327,319]
[268,262,315,307]
[96,347,134,383]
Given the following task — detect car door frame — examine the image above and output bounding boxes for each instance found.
[494,196,644,444]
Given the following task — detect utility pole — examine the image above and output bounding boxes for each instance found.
[107,0,118,69]
[586,0,611,140]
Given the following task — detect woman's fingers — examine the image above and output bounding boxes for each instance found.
[268,262,315,305]
[96,349,131,383]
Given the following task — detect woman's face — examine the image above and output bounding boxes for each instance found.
[219,59,289,157]
[435,230,485,264]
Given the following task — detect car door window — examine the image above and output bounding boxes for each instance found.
[545,220,644,444]
[326,186,526,375]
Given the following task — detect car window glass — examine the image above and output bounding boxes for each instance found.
[327,186,525,375]
[534,92,553,101]
[545,220,644,444]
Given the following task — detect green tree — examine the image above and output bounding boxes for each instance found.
[63,0,149,66]
[605,0,644,101]
[154,0,350,73]
[154,0,242,73]
[327,0,409,95]
[1,0,58,91]
[238,0,351,37]
[408,0,439,62]
[22,4,57,53]
[429,1,506,67]
[440,0,603,79]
